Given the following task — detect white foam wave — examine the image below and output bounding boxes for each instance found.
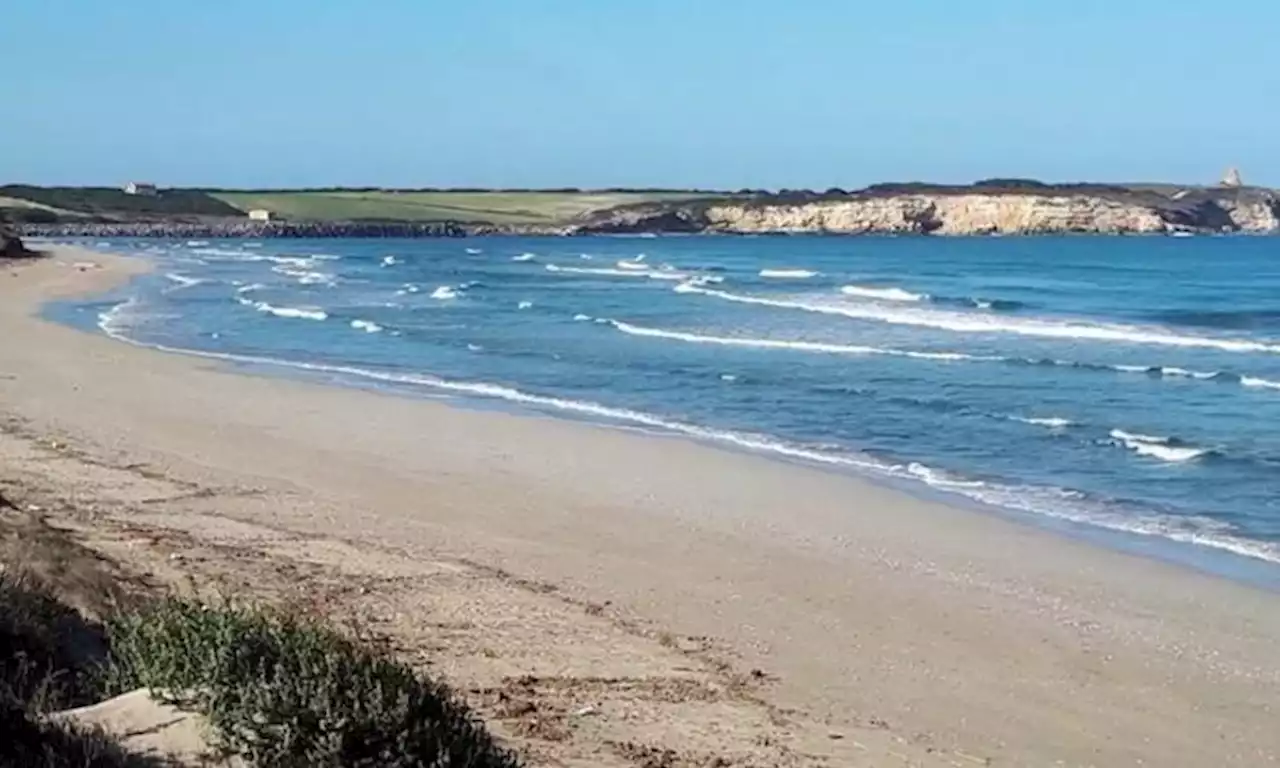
[235,283,265,295]
[759,269,818,279]
[840,285,927,302]
[185,240,209,247]
[1011,416,1074,429]
[616,260,649,271]
[85,307,1280,567]
[465,248,483,255]
[350,319,383,333]
[518,300,534,309]
[162,273,203,290]
[191,247,261,259]
[573,314,592,322]
[1242,376,1280,390]
[678,284,1280,354]
[1109,429,1210,462]
[430,286,459,300]
[545,263,692,281]
[1159,367,1219,380]
[271,263,337,286]
[251,302,328,321]
[381,255,399,267]
[512,253,536,262]
[607,321,998,362]
[906,462,986,488]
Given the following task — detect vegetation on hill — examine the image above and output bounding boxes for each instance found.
[105,596,520,767]
[0,186,242,218]
[211,190,706,224]
[0,565,519,767]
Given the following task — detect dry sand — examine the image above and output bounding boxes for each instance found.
[2,245,1279,767]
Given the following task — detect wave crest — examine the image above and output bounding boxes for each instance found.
[677,284,1280,354]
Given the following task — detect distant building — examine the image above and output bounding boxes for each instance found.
[1221,167,1243,188]
[123,182,158,196]
[247,209,273,222]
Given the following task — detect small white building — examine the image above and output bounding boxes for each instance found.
[123,182,158,196]
[247,209,273,222]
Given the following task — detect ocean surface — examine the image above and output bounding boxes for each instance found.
[55,235,1280,579]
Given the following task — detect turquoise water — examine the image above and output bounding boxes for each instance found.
[59,236,1280,579]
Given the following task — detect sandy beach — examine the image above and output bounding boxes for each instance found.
[2,245,1279,766]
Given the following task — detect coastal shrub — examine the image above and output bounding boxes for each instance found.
[0,575,154,768]
[104,597,521,768]
[0,574,104,712]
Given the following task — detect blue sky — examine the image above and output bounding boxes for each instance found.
[3,0,1277,189]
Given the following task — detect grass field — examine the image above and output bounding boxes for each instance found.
[211,190,704,224]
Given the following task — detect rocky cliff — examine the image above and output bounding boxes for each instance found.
[577,186,1280,236]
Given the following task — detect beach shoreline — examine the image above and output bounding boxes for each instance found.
[4,245,1280,766]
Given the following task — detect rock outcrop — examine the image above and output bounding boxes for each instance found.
[575,186,1280,236]
[1,216,33,257]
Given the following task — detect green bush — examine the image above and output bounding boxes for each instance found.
[105,598,520,768]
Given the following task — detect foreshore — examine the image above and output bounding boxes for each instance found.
[3,245,1279,766]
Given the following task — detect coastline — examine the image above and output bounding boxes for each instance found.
[4,246,1280,765]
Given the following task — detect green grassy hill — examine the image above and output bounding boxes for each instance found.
[211,190,705,224]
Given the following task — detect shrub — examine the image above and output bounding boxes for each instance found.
[105,598,520,768]
[0,574,105,712]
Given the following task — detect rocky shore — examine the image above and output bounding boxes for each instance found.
[574,183,1280,236]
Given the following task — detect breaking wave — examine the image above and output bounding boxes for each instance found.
[603,320,1280,393]
[840,285,926,302]
[250,302,329,321]
[760,269,819,279]
[1109,429,1213,463]
[162,273,203,291]
[607,320,998,362]
[1011,416,1075,429]
[675,284,1280,354]
[546,263,692,281]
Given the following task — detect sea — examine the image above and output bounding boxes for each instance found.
[51,235,1280,584]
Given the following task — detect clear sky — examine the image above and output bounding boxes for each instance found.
[3,0,1277,189]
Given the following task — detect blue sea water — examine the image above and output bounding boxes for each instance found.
[56,235,1280,579]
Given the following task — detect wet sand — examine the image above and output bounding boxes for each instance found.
[2,245,1278,766]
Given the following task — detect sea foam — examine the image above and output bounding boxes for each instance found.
[1109,429,1211,462]
[677,284,1280,354]
[840,285,926,302]
[252,302,329,321]
[759,269,818,279]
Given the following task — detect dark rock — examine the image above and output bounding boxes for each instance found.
[1,217,33,258]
